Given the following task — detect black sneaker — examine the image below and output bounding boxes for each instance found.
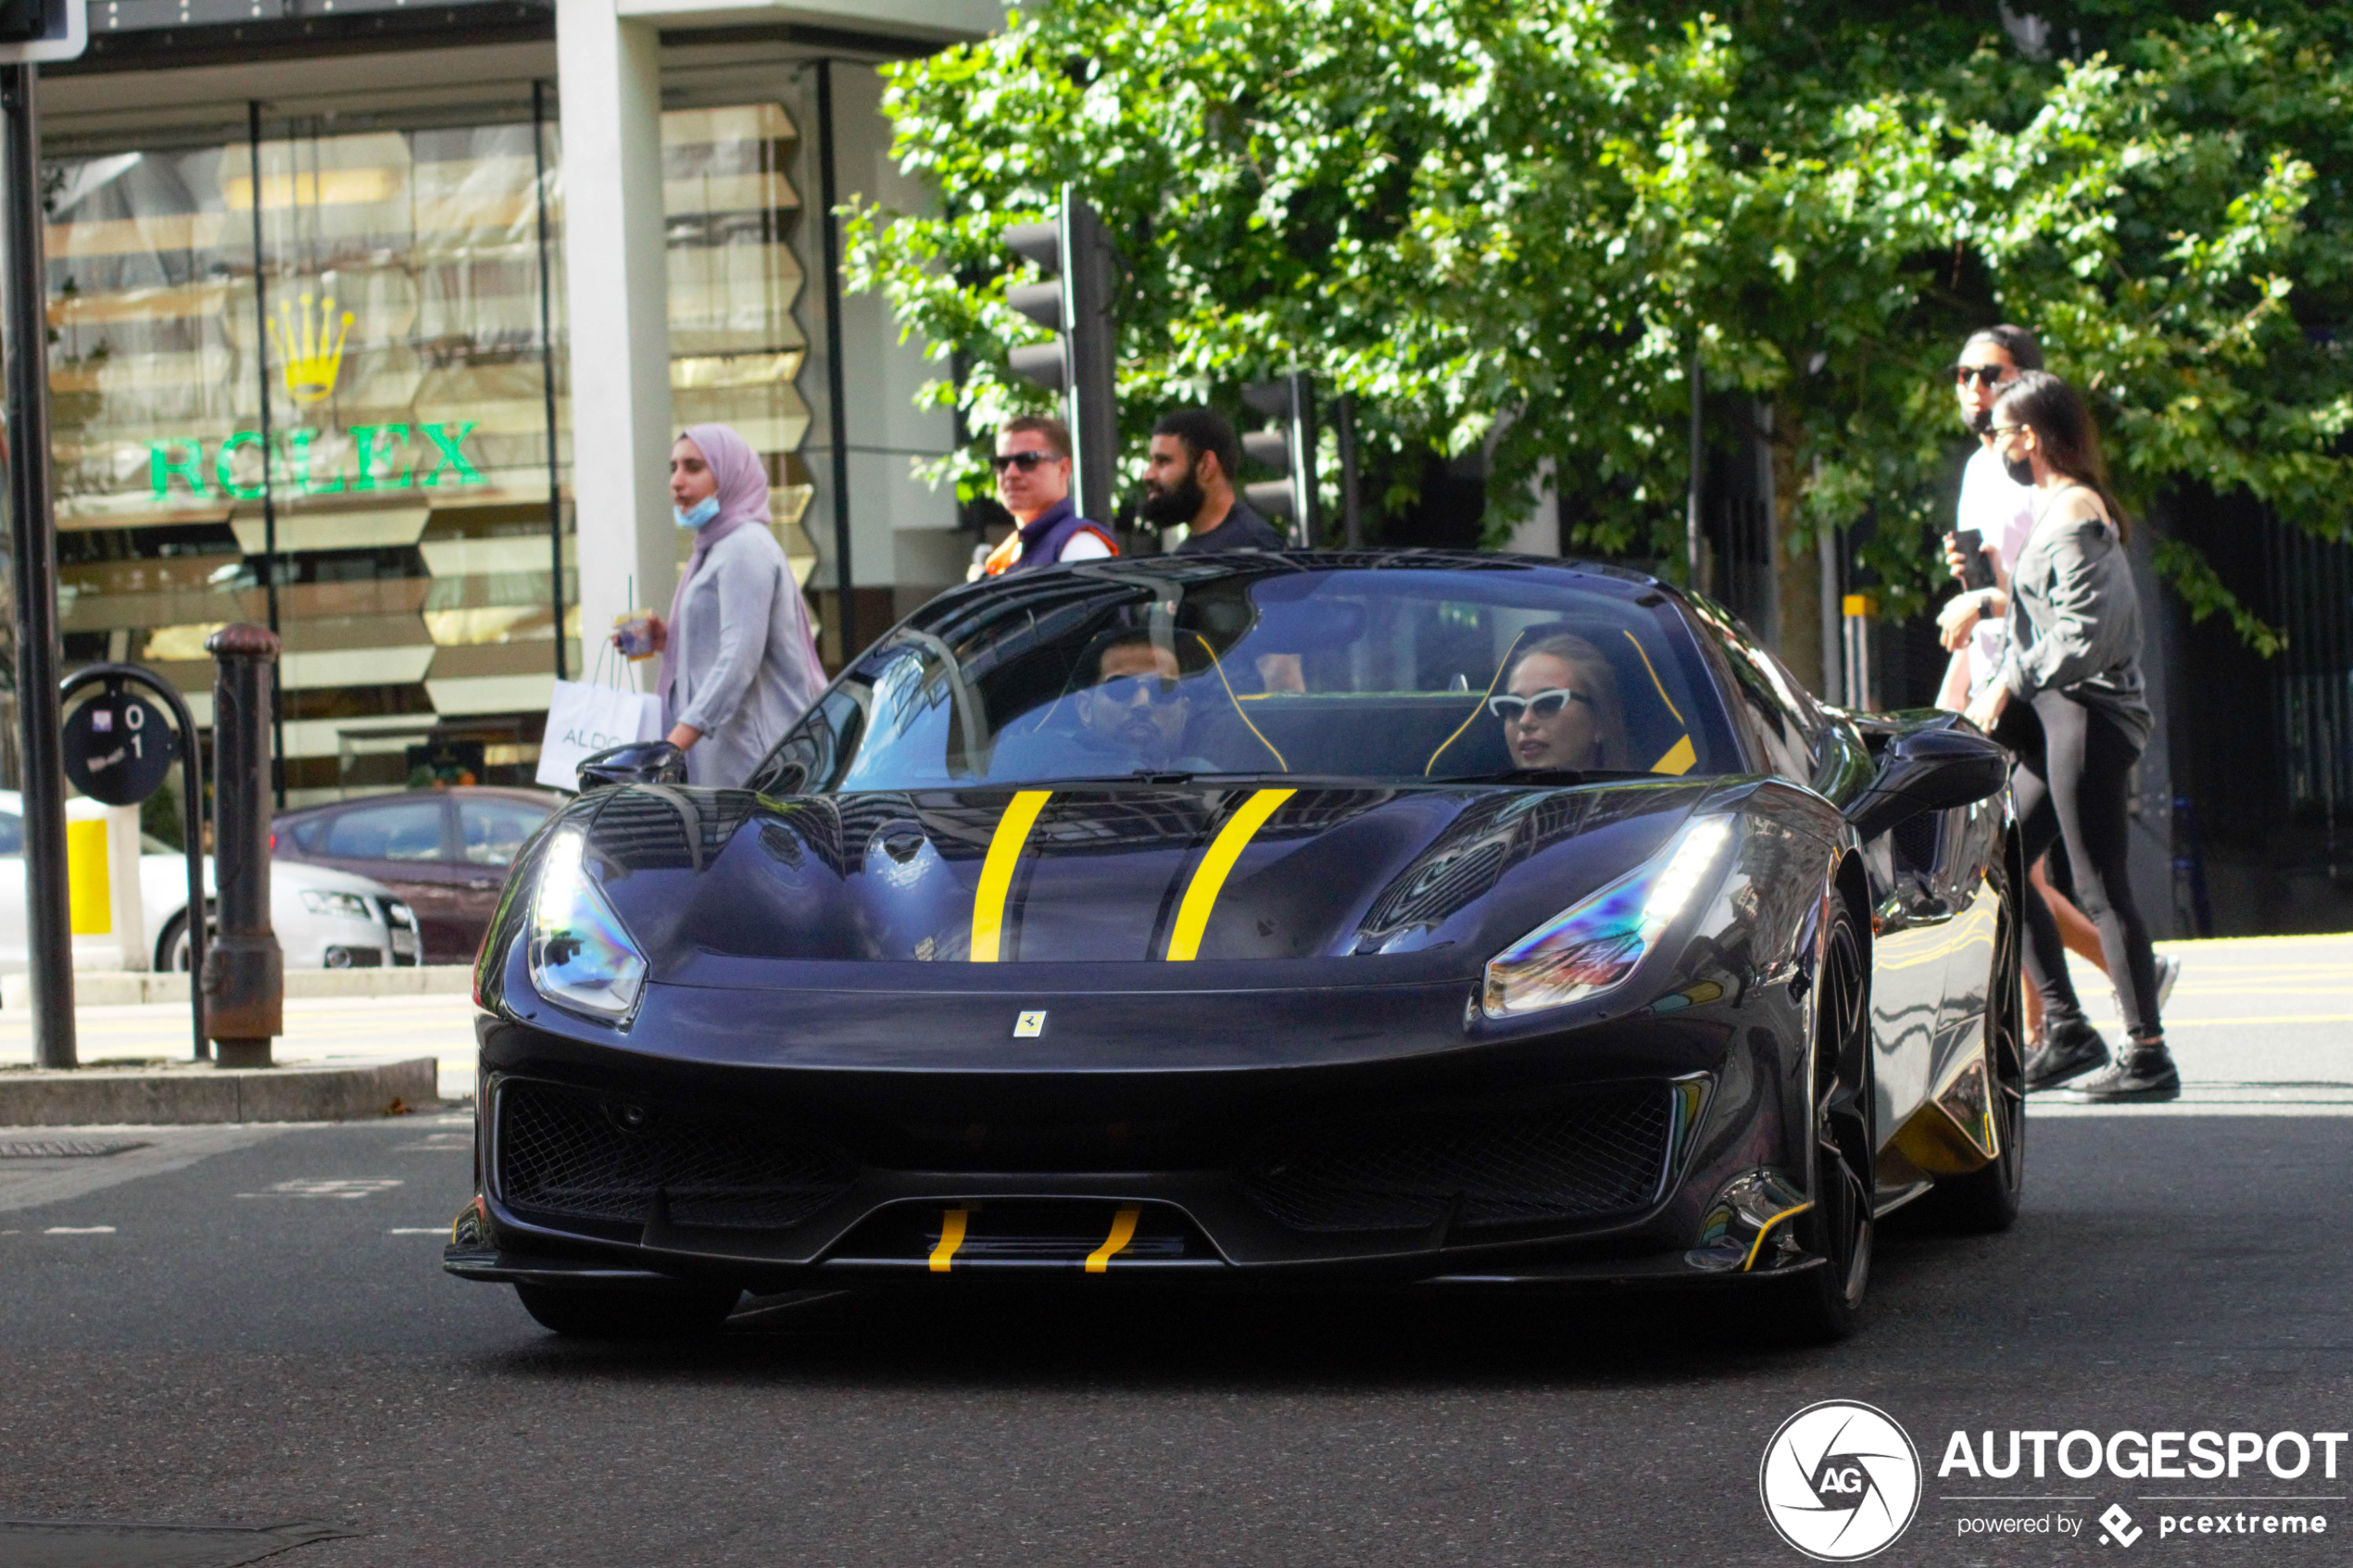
[2023,1020,2108,1092]
[2071,1044,2181,1101]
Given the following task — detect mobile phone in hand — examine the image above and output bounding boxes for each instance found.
[1953,529,1995,592]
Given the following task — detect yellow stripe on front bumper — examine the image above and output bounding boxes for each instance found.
[970,790,1052,962]
[1165,787,1295,960]
[929,1209,969,1273]
[1085,1207,1140,1273]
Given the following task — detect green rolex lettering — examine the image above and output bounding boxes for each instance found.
[284,428,346,495]
[214,430,267,499]
[350,423,414,492]
[148,438,208,499]
[419,420,485,486]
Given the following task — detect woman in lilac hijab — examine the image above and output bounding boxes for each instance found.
[625,422,826,787]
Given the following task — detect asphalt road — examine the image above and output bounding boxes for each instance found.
[0,940,2347,1567]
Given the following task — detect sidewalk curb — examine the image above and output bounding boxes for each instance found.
[0,1057,438,1125]
[0,967,475,1009]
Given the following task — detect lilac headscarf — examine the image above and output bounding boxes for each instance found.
[661,422,770,703]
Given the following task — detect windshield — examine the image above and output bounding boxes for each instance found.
[751,558,1742,793]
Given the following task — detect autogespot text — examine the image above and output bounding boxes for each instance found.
[1939,1428,2348,1481]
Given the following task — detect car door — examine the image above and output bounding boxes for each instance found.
[452,795,556,960]
[296,797,470,961]
[1692,606,1946,1145]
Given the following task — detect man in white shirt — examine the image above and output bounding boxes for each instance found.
[1935,325,2043,712]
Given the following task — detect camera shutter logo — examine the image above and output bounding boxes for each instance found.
[1758,1400,1921,1561]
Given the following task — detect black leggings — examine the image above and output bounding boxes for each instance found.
[1994,690,2163,1043]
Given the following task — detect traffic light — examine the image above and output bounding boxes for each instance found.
[1240,372,1317,545]
[0,0,83,58]
[1003,186,1117,524]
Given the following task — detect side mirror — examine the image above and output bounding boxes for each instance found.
[576,740,686,791]
[1843,722,2007,842]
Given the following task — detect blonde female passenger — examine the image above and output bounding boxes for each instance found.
[1489,633,1629,772]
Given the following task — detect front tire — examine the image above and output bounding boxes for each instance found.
[513,1282,741,1338]
[1773,896,1877,1343]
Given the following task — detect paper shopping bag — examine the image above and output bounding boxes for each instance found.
[536,678,663,790]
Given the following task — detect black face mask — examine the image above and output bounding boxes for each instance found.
[1138,459,1205,526]
[2003,454,2035,487]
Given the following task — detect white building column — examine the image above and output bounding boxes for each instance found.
[557,0,674,669]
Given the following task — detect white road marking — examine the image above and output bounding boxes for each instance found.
[235,1178,404,1199]
[0,1123,295,1214]
[44,1225,115,1234]
[386,1227,447,1235]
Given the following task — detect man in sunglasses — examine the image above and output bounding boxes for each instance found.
[1933,324,2044,711]
[976,415,1118,577]
[1072,633,1209,773]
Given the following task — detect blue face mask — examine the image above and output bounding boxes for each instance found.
[674,495,721,531]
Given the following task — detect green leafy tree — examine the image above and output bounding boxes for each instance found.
[846,1,2351,645]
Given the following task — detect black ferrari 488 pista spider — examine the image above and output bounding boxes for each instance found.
[447,551,2021,1340]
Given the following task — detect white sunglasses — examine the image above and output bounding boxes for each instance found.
[1488,687,1592,722]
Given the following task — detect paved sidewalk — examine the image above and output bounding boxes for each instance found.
[0,932,2341,1114]
[2043,932,2352,1114]
[0,993,481,1102]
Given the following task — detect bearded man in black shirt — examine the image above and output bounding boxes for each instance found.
[1141,407,1290,554]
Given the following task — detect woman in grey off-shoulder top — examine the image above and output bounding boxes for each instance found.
[1962,370,2175,1101]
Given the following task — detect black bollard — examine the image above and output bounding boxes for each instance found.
[203,623,282,1068]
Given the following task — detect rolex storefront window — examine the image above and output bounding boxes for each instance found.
[44,103,819,801]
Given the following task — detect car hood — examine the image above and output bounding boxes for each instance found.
[570,778,1713,985]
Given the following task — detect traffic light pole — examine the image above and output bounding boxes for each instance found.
[1058,192,1116,524]
[1005,191,1118,525]
[2,62,74,1069]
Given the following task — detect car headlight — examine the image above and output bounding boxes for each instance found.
[527,826,647,1020]
[1480,817,1734,1019]
[384,900,417,927]
[300,890,374,921]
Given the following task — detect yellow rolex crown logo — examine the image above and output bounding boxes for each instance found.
[268,292,354,405]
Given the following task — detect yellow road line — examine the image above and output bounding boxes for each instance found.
[970,790,1051,962]
[2081,1014,2353,1027]
[928,1209,969,1273]
[1165,788,1295,960]
[1086,1207,1140,1273]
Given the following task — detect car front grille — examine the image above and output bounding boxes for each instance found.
[496,1079,857,1232]
[1239,1085,1674,1233]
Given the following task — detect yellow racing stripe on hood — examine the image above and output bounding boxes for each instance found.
[1165,787,1296,960]
[971,790,1052,962]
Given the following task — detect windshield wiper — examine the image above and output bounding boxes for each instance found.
[1455,768,1659,785]
[1046,772,1199,786]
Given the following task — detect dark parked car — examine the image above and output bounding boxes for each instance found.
[449,553,2020,1341]
[274,786,561,964]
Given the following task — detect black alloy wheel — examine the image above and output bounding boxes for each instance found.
[1776,896,1877,1343]
[513,1282,742,1338]
[1922,832,2027,1232]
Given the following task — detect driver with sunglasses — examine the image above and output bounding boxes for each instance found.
[1072,633,1216,773]
[975,415,1119,578]
[1489,633,1627,771]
